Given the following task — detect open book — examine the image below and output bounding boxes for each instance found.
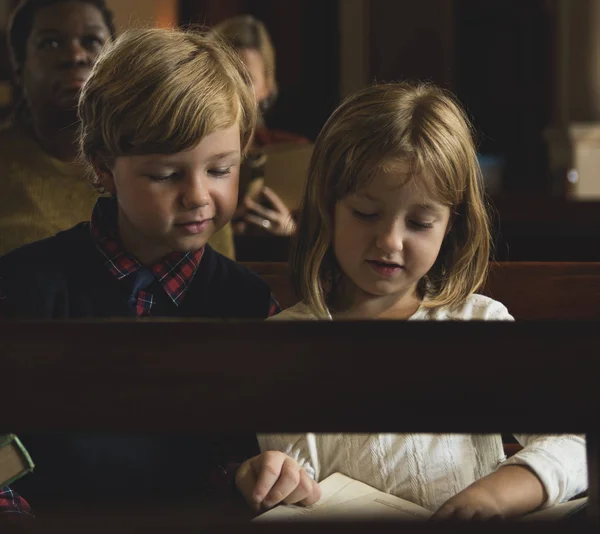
[254,472,588,522]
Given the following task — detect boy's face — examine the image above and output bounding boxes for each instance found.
[99,125,241,265]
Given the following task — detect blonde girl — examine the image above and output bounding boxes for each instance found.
[235,83,587,519]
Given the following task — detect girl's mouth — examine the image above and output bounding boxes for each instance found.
[366,260,403,277]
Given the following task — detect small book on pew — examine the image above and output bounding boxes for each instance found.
[254,472,587,522]
[0,434,34,486]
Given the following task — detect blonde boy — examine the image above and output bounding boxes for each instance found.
[1,27,277,500]
[1,27,278,319]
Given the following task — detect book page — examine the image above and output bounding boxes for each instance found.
[254,472,431,522]
[520,497,588,521]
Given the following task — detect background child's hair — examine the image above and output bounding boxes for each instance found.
[210,14,278,115]
[291,82,491,318]
[79,27,258,191]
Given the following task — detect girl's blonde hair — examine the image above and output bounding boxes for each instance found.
[79,27,258,189]
[210,15,278,113]
[291,82,491,318]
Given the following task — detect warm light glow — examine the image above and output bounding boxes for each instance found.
[155,0,178,29]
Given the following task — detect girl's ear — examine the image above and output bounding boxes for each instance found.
[91,156,116,195]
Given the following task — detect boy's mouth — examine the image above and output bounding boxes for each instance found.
[174,218,213,235]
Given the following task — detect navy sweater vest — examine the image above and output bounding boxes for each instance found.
[0,222,272,319]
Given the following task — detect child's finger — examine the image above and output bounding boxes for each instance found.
[290,472,322,506]
[430,503,456,521]
[251,452,288,504]
[234,461,261,511]
[261,456,304,508]
[281,468,316,504]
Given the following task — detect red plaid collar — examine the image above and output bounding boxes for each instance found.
[90,197,204,307]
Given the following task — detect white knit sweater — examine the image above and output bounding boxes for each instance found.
[263,295,587,511]
[270,294,514,321]
[258,433,587,511]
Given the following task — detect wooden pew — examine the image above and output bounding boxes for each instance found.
[243,262,600,320]
[1,320,599,532]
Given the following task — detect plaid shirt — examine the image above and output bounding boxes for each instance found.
[0,197,280,318]
[91,198,280,317]
[0,486,33,521]
[90,198,205,316]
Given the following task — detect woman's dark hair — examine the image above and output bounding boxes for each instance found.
[8,0,116,71]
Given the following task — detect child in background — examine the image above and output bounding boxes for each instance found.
[1,27,277,500]
[235,83,587,518]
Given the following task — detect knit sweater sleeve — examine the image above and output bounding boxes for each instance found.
[502,434,587,506]
[257,434,317,480]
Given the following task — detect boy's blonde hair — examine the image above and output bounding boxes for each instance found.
[79,27,258,187]
[291,82,491,318]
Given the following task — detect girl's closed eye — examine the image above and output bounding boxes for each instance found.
[409,220,434,230]
[352,208,379,220]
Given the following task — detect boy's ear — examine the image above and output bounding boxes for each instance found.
[91,156,116,195]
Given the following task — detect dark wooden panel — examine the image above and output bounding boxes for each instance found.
[482,262,600,320]
[16,516,599,533]
[455,0,557,194]
[368,0,455,88]
[1,319,599,433]
[1,318,598,528]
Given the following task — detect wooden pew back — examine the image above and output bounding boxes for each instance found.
[244,262,600,320]
[2,321,599,531]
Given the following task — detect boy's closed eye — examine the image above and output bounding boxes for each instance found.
[146,172,181,182]
[207,166,234,177]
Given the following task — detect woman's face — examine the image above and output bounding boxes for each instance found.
[237,47,270,107]
[20,1,111,115]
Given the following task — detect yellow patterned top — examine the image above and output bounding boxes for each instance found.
[0,123,235,258]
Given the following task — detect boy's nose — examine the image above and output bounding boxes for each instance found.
[181,175,211,209]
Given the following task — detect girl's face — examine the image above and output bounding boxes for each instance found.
[97,125,241,266]
[333,164,451,317]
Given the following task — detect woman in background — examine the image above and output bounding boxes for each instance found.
[212,14,307,237]
[0,0,234,258]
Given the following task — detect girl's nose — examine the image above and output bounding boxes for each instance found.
[375,221,404,253]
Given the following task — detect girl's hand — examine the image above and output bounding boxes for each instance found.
[431,465,546,521]
[431,485,504,521]
[235,451,321,513]
[243,186,297,236]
